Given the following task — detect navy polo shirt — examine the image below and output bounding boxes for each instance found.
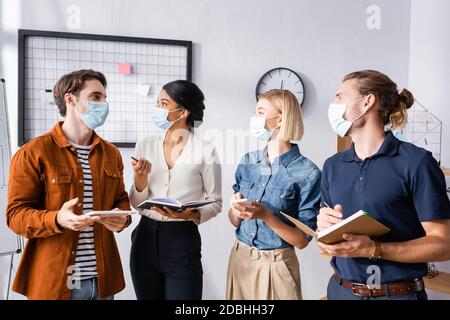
[321,131,450,283]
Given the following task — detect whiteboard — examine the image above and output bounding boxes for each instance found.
[18,29,192,148]
[0,78,22,256]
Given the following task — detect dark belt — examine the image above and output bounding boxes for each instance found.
[333,273,425,298]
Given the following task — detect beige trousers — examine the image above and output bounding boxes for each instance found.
[226,240,302,300]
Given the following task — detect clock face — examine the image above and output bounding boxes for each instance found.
[255,67,305,106]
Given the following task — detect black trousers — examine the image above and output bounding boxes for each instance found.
[130,216,203,300]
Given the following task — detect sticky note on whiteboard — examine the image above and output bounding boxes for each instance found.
[41,89,55,104]
[136,84,151,97]
[118,63,132,75]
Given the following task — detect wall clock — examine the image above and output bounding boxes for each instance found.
[255,67,305,106]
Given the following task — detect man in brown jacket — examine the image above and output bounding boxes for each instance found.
[7,69,131,300]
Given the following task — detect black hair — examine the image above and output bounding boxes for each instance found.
[162,80,205,128]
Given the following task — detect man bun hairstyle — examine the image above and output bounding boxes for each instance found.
[343,70,414,129]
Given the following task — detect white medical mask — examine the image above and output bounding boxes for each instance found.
[250,114,280,141]
[73,95,109,129]
[327,96,367,137]
[149,106,183,130]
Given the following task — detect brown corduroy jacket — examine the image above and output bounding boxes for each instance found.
[6,122,131,300]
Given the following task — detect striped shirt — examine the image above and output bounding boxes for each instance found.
[72,142,98,281]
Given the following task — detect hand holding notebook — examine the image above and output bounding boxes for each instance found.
[137,198,216,212]
[84,210,137,217]
[281,210,390,244]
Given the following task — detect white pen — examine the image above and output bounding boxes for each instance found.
[322,201,331,208]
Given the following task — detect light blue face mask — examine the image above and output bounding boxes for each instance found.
[249,114,281,141]
[149,106,183,130]
[73,95,109,129]
[327,96,367,137]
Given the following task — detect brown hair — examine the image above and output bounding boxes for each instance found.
[343,70,414,129]
[259,89,304,141]
[53,69,107,116]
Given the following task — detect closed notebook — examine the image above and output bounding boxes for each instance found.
[137,198,216,212]
[280,210,390,244]
[84,210,137,217]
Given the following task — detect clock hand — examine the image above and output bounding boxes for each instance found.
[281,80,284,90]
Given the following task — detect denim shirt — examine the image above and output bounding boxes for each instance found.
[233,144,321,249]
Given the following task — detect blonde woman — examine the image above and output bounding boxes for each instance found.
[227,89,321,300]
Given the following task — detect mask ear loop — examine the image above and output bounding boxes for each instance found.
[350,96,369,123]
[70,94,81,105]
[168,106,186,124]
[264,114,281,130]
[70,94,86,118]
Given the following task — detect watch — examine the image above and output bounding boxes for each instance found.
[369,241,382,260]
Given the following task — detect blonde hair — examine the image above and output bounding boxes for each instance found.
[258,89,304,141]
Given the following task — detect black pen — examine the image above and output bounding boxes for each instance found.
[131,156,139,162]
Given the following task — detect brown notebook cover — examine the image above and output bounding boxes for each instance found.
[281,210,390,244]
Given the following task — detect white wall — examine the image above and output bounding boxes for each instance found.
[0,0,412,299]
[409,0,450,300]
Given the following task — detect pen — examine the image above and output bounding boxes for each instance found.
[131,156,139,162]
[321,201,331,208]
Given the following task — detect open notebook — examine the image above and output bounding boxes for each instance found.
[281,210,390,244]
[137,198,216,212]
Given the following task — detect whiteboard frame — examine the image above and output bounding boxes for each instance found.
[18,29,193,148]
[0,78,23,257]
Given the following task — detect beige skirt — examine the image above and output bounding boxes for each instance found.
[226,240,302,300]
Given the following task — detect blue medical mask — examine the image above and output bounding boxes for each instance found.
[250,114,281,141]
[149,106,183,130]
[73,95,109,129]
[327,96,367,137]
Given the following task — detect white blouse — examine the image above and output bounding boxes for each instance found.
[129,132,222,224]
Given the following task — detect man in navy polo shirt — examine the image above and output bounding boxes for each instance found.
[318,70,450,300]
